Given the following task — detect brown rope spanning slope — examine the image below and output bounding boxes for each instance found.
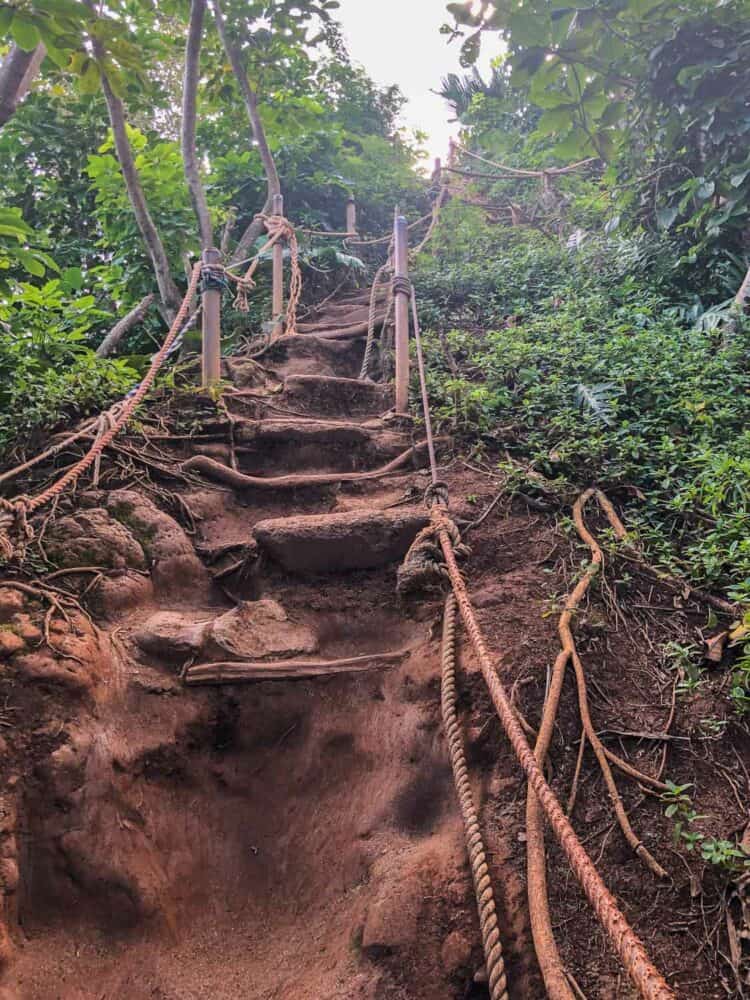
[441,593,509,1000]
[226,213,301,333]
[407,276,675,999]
[452,142,598,178]
[526,488,668,1000]
[0,261,203,559]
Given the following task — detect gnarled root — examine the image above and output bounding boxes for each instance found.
[526,488,667,999]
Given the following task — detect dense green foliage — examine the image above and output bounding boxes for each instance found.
[0,0,427,450]
[445,0,750,265]
[414,203,750,607]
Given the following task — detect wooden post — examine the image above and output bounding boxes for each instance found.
[271,192,284,340]
[393,214,409,415]
[346,196,357,235]
[201,246,222,388]
[433,157,442,185]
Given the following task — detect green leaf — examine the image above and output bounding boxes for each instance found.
[730,170,749,188]
[10,16,41,51]
[656,203,680,230]
[61,266,84,290]
[535,107,573,136]
[14,249,46,277]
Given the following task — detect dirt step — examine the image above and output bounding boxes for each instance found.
[231,418,410,474]
[282,374,394,417]
[255,334,364,379]
[253,508,427,573]
[296,307,378,333]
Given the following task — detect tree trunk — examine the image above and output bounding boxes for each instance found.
[211,0,281,264]
[0,43,46,128]
[96,294,155,357]
[734,261,750,312]
[720,261,750,349]
[182,0,213,249]
[83,1,182,320]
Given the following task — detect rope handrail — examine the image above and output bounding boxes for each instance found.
[223,213,301,334]
[407,279,675,1000]
[453,141,598,178]
[0,260,204,558]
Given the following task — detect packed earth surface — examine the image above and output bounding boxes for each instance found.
[0,284,746,1000]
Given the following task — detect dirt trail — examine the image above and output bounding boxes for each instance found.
[0,290,537,1000]
[0,287,741,999]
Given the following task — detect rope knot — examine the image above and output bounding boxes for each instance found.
[392,275,412,298]
[425,481,449,508]
[232,274,256,313]
[397,501,468,595]
[0,497,34,564]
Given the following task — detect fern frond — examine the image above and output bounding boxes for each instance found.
[575,382,615,426]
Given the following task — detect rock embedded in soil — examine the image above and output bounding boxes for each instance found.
[0,632,24,658]
[105,490,209,596]
[44,508,147,571]
[253,510,428,574]
[207,599,318,659]
[134,612,210,660]
[0,591,24,621]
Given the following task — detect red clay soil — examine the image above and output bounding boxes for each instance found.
[0,295,745,999]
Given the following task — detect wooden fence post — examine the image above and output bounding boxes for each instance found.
[393,214,410,415]
[346,196,357,235]
[272,192,284,340]
[201,246,222,388]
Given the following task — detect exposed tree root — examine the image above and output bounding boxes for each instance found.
[185,649,407,684]
[182,439,438,489]
[526,488,668,1000]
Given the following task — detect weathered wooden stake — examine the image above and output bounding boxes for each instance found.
[271,192,284,340]
[346,196,357,235]
[393,214,410,415]
[201,246,222,388]
[433,156,442,184]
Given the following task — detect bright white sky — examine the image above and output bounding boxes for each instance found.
[334,0,499,167]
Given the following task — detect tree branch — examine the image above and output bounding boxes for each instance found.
[182,0,213,249]
[211,0,281,264]
[96,294,155,357]
[0,43,46,128]
[83,1,182,320]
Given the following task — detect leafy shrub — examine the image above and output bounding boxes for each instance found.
[414,213,750,606]
[0,278,136,456]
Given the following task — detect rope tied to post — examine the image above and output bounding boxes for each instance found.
[227,213,301,334]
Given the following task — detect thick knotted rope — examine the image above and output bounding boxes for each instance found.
[227,214,301,334]
[0,498,33,562]
[442,593,509,1000]
[359,258,393,380]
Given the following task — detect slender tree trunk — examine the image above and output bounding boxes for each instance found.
[211,0,281,264]
[721,260,750,349]
[734,262,750,312]
[182,0,213,249]
[96,294,155,357]
[83,1,182,320]
[0,43,46,128]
